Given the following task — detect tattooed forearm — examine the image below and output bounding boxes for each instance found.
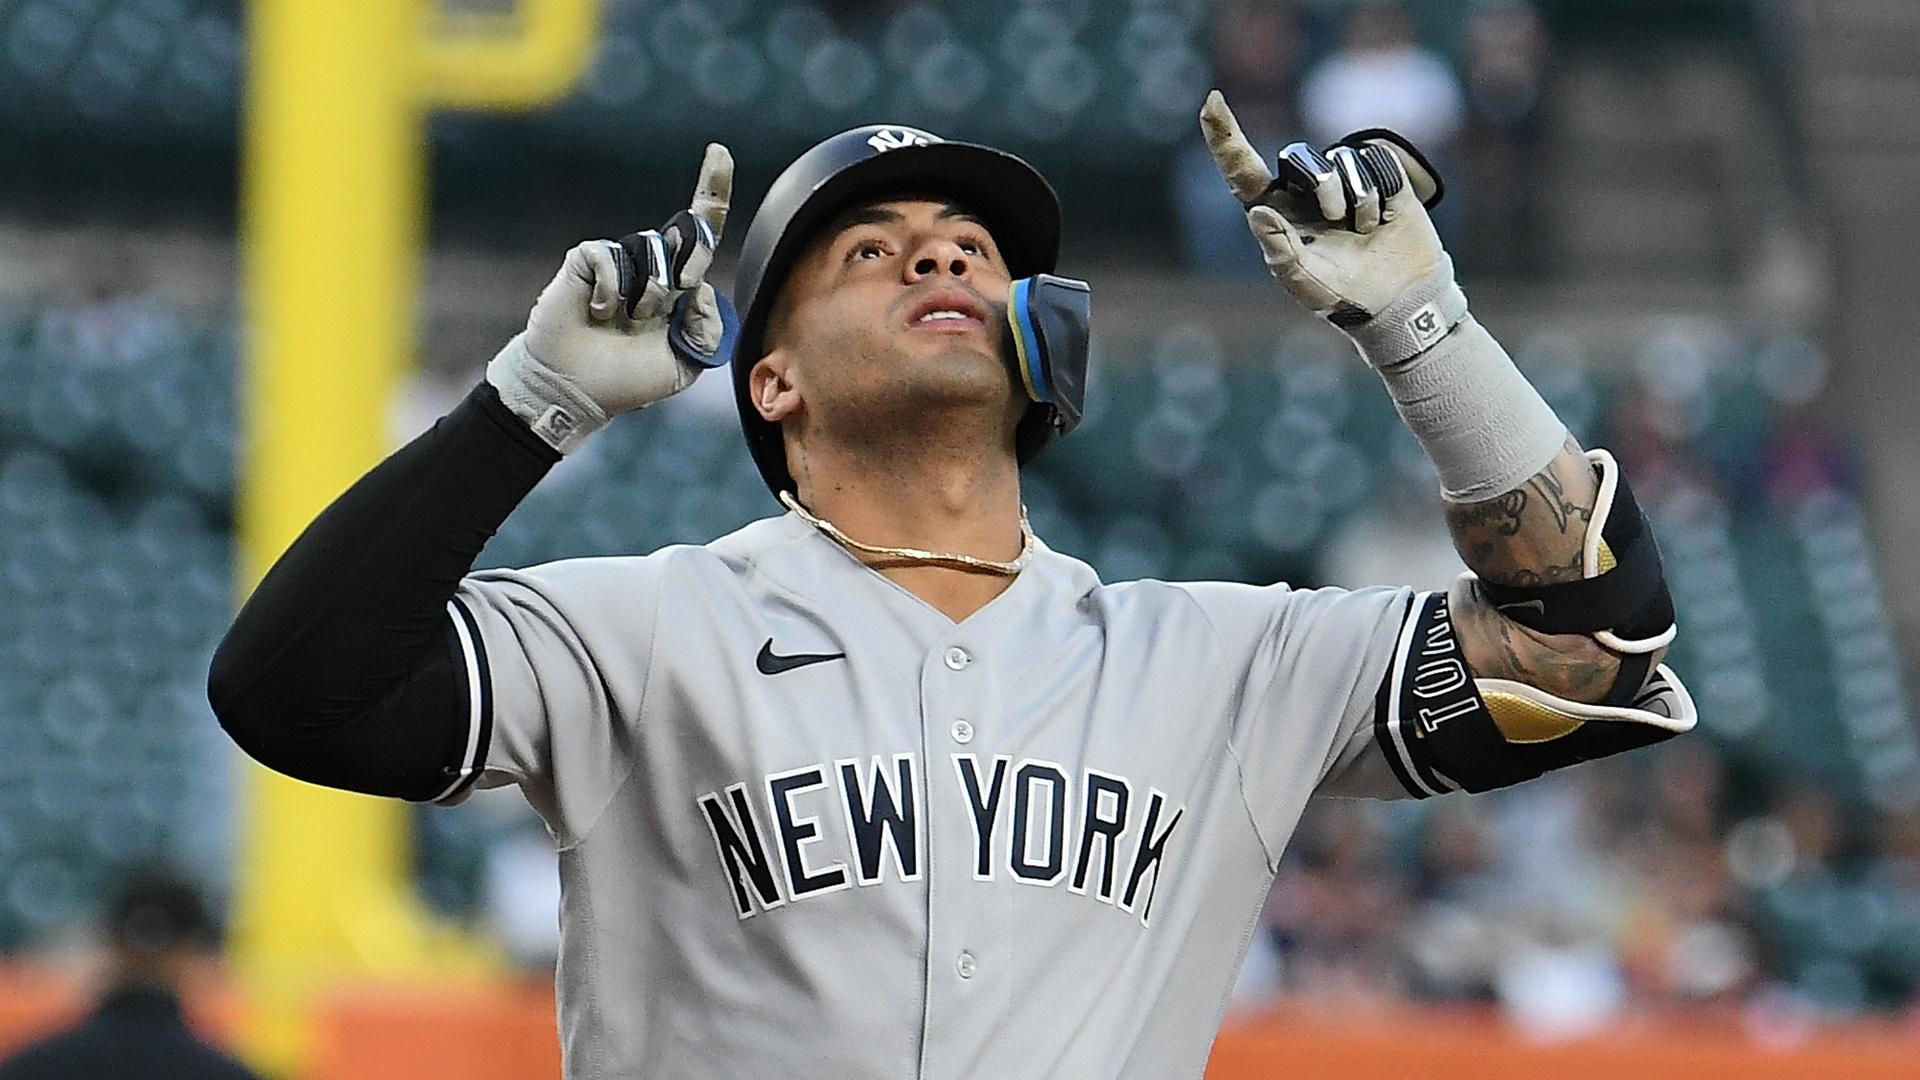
[1524,464,1590,535]
[1443,436,1597,587]
[1439,437,1654,704]
[1491,550,1585,588]
[1447,576,1618,703]
[1449,489,1528,536]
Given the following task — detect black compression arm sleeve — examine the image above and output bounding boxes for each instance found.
[208,381,560,800]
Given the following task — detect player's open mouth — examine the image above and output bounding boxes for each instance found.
[906,289,988,333]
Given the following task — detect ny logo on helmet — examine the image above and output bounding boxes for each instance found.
[867,127,938,153]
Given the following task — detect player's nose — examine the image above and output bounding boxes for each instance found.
[904,235,974,283]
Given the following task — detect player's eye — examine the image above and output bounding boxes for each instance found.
[847,238,890,262]
[956,234,990,258]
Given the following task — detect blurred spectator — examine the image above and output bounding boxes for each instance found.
[1463,1,1547,141]
[1458,0,1550,274]
[1604,374,1719,503]
[1872,804,1920,892]
[1299,3,1465,240]
[1763,405,1860,507]
[1174,1,1306,274]
[1298,3,1464,156]
[1864,806,1920,1011]
[1403,800,1506,1003]
[1773,784,1847,880]
[0,871,259,1080]
[1262,802,1411,1004]
[1480,769,1639,1034]
[1612,746,1758,1010]
[1210,0,1303,144]
[1317,464,1463,592]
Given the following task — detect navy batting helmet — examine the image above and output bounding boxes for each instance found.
[729,125,1084,497]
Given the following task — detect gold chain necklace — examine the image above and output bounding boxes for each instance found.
[779,490,1034,576]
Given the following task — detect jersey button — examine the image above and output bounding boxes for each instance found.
[951,719,973,744]
[956,951,977,979]
[943,646,973,671]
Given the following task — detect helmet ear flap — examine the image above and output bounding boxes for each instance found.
[1005,274,1091,450]
[998,269,1090,463]
[1013,404,1059,466]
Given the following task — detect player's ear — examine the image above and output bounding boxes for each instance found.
[750,350,802,423]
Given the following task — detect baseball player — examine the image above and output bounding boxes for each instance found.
[211,93,1694,1079]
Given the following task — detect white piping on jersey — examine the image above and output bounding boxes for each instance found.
[1384,592,1450,798]
[778,490,1035,576]
[432,599,487,803]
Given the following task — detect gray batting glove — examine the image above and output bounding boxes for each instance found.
[1201,91,1463,368]
[489,142,734,453]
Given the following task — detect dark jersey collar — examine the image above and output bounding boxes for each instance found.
[93,983,186,1025]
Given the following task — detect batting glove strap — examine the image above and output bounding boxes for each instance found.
[486,332,612,456]
[1339,254,1471,369]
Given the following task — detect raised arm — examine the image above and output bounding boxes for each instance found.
[207,381,559,800]
[209,146,733,801]
[1201,93,1691,795]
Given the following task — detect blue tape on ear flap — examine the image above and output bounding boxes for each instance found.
[1007,274,1090,433]
[1008,277,1048,403]
[667,288,739,370]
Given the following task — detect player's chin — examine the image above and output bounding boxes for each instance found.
[928,341,1011,388]
[898,343,1012,402]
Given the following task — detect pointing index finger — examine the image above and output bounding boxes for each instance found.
[1199,90,1274,206]
[690,142,733,238]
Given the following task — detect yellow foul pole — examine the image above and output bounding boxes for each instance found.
[237,1,595,1073]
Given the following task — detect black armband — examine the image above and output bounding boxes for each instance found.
[1374,591,1695,798]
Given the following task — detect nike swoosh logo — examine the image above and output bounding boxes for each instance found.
[1497,599,1548,616]
[756,638,846,676]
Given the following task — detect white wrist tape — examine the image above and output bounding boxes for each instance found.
[1346,268,1566,502]
[1342,255,1472,368]
[485,333,610,455]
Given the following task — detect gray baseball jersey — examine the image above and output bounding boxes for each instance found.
[436,511,1461,1079]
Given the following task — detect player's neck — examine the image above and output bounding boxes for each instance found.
[791,445,1024,623]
